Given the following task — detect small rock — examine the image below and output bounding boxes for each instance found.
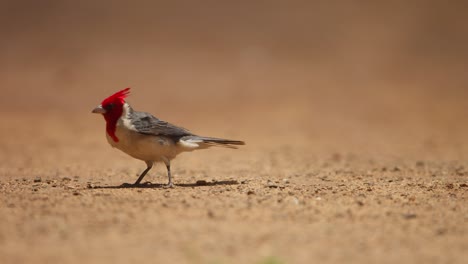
[247,190,255,195]
[319,176,331,182]
[72,191,80,196]
[415,161,425,167]
[207,210,215,218]
[356,200,364,206]
[287,196,299,205]
[402,213,417,219]
[62,177,72,182]
[446,183,454,189]
[87,183,95,189]
[455,166,465,176]
[435,228,447,236]
[282,178,290,184]
[266,180,279,188]
[33,177,42,183]
[459,183,467,188]
[195,180,208,186]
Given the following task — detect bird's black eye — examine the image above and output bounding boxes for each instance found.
[104,103,114,110]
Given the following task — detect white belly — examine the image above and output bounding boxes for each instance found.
[106,124,180,162]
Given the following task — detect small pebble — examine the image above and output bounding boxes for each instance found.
[402,213,417,219]
[207,210,215,218]
[287,196,299,205]
[196,180,208,186]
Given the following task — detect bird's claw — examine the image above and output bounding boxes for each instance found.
[164,182,174,188]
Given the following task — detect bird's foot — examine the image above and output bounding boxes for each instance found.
[164,182,174,188]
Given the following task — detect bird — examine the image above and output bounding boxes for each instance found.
[92,88,245,187]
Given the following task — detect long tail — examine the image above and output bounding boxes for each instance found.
[179,136,245,149]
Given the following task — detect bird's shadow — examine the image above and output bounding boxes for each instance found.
[91,180,240,189]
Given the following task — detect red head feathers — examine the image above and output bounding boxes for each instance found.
[100,87,131,142]
[101,87,131,106]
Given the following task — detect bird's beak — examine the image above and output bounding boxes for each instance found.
[92,105,106,114]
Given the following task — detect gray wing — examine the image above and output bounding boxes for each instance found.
[130,111,193,140]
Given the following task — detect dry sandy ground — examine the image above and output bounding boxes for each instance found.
[0,100,467,264]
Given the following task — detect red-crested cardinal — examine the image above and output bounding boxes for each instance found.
[92,88,244,187]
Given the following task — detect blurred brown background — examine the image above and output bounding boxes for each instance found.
[1,0,468,165]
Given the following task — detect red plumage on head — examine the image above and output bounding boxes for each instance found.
[101,87,131,106]
[101,87,131,143]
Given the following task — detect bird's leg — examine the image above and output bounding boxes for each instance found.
[134,162,153,185]
[165,162,174,188]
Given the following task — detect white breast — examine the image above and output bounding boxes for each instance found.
[107,123,181,163]
[105,104,180,162]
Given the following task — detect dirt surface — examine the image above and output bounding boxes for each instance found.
[1,103,467,264]
[1,2,468,264]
